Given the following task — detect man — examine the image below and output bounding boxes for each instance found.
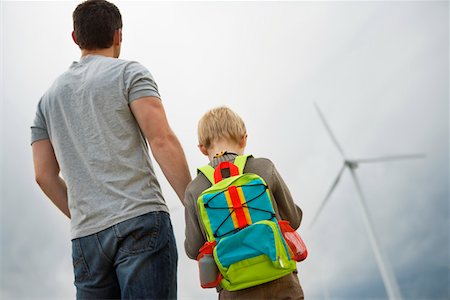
[31,0,191,298]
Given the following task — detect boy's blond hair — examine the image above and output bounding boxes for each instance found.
[198,106,246,150]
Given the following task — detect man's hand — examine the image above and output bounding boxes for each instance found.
[130,97,191,205]
[32,139,70,218]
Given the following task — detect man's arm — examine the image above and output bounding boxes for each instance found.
[130,97,191,205]
[32,139,70,218]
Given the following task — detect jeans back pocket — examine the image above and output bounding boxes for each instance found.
[114,211,170,255]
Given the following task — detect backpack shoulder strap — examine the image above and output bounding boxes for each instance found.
[197,165,215,184]
[197,154,254,184]
[233,154,253,174]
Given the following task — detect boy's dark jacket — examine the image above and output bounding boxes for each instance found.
[184,153,302,258]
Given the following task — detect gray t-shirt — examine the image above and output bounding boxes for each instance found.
[31,55,169,239]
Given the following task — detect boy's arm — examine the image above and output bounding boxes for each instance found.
[32,139,71,218]
[184,184,207,259]
[184,178,208,260]
[271,163,303,229]
[130,97,191,205]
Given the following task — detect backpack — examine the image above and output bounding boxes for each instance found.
[196,154,297,291]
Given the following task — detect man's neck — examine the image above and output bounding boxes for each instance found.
[81,47,115,58]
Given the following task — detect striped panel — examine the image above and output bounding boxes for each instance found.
[224,190,239,229]
[237,186,252,225]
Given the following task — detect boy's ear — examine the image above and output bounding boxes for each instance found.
[71,31,78,45]
[239,133,248,148]
[198,144,209,156]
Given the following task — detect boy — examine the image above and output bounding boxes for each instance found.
[184,106,304,299]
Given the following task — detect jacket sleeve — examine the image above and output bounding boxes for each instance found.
[270,163,303,230]
[184,182,207,260]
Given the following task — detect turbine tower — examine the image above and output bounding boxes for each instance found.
[311,103,424,300]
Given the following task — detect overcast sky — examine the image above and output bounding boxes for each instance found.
[1,1,449,299]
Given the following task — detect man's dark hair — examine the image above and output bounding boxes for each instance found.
[73,0,122,50]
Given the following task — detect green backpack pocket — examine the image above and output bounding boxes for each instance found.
[213,220,296,291]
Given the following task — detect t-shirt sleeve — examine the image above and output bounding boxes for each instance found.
[123,61,161,104]
[30,100,49,145]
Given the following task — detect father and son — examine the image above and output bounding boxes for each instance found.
[31,1,304,299]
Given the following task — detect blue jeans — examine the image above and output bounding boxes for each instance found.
[72,211,177,299]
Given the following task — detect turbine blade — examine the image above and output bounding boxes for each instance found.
[314,102,346,158]
[310,164,346,228]
[353,154,426,164]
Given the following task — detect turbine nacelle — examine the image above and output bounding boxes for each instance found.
[344,160,358,169]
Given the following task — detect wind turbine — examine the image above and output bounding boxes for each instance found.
[311,103,425,300]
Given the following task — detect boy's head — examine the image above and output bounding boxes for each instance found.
[72,0,122,55]
[198,106,247,156]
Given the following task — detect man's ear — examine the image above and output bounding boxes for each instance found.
[198,144,209,156]
[71,31,78,45]
[113,29,122,46]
